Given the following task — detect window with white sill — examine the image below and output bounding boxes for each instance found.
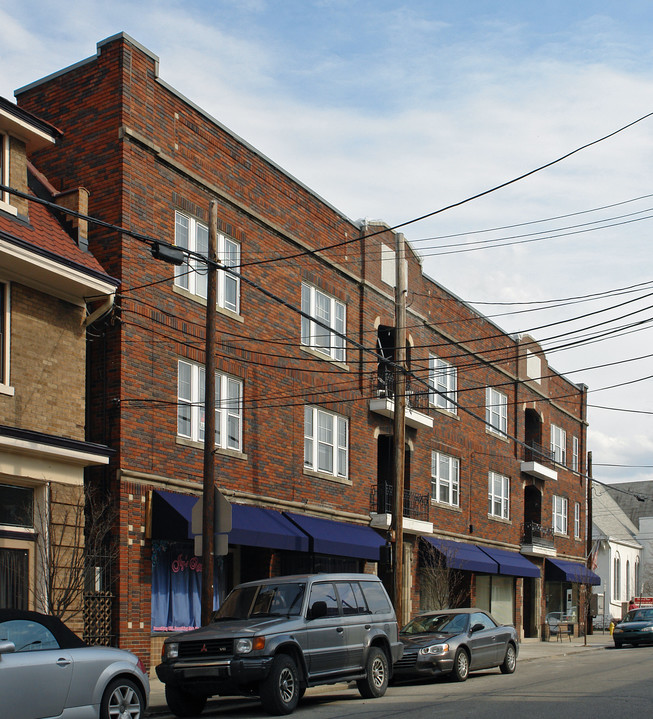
[300,283,346,363]
[431,451,460,507]
[174,210,240,313]
[304,406,348,479]
[177,359,243,451]
[551,425,566,465]
[0,282,9,387]
[429,355,457,413]
[488,471,509,520]
[572,436,579,472]
[485,387,507,436]
[574,501,581,539]
[553,495,568,535]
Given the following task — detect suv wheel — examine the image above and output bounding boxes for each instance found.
[259,654,300,715]
[357,646,389,699]
[165,685,207,717]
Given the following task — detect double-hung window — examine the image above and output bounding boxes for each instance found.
[429,356,457,413]
[301,283,346,362]
[552,495,568,535]
[431,452,460,507]
[0,132,15,215]
[304,406,348,479]
[488,471,509,519]
[485,387,507,436]
[177,359,243,451]
[551,425,566,465]
[574,502,581,539]
[174,210,240,313]
[572,436,579,472]
[0,282,8,387]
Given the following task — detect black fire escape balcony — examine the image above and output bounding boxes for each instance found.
[368,368,433,430]
[370,484,431,523]
[521,521,555,555]
[521,441,558,481]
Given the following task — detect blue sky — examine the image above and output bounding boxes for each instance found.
[2,1,652,484]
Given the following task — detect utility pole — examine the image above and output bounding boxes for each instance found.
[201,200,218,626]
[586,450,593,639]
[393,232,407,625]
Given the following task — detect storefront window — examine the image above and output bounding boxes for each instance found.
[151,541,222,631]
[475,574,514,625]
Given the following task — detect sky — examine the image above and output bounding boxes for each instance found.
[1,0,652,487]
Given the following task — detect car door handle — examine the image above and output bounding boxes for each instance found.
[56,658,71,667]
[336,627,344,633]
[365,625,371,630]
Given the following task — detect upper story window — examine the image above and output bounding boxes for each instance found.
[177,359,243,452]
[485,387,507,436]
[174,210,240,313]
[0,282,8,387]
[429,356,457,413]
[0,132,13,212]
[488,471,509,520]
[552,495,568,535]
[381,243,396,287]
[431,451,460,507]
[574,502,581,539]
[572,436,579,472]
[304,406,348,479]
[551,425,567,465]
[301,283,346,363]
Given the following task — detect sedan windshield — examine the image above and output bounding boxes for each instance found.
[212,583,306,621]
[402,613,469,635]
[624,609,653,622]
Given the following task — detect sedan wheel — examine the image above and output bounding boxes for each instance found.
[451,648,470,682]
[101,678,144,719]
[500,644,516,674]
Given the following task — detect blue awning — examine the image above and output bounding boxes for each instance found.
[284,512,385,561]
[546,558,601,586]
[230,504,309,553]
[422,537,499,574]
[152,491,309,552]
[476,545,540,578]
[152,490,196,539]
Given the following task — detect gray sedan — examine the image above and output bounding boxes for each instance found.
[393,608,519,682]
[0,609,149,719]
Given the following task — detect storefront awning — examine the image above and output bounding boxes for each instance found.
[477,545,540,578]
[284,512,385,561]
[422,537,499,574]
[230,505,309,552]
[546,558,601,586]
[152,490,196,540]
[152,491,309,552]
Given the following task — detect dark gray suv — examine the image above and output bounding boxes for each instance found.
[156,573,402,716]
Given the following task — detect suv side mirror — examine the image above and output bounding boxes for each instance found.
[308,601,327,620]
[471,623,485,633]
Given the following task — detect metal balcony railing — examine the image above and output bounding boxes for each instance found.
[370,484,430,522]
[373,367,430,412]
[521,521,555,548]
[524,441,555,466]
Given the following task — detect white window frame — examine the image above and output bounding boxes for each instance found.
[485,387,507,436]
[381,243,396,287]
[552,495,568,535]
[0,132,16,216]
[304,406,348,479]
[429,355,457,413]
[574,501,581,539]
[488,471,510,520]
[0,282,10,389]
[572,436,579,472]
[613,553,621,601]
[431,451,460,507]
[174,210,240,313]
[300,283,346,363]
[177,359,243,452]
[551,425,567,465]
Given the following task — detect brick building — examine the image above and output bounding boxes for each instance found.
[0,97,116,631]
[15,33,597,665]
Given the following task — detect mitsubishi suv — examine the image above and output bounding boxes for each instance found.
[156,573,402,716]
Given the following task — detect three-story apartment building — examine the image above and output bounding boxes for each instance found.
[14,33,597,665]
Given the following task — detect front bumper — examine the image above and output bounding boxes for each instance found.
[156,655,274,692]
[393,650,454,677]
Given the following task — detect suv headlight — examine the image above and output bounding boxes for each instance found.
[640,625,653,632]
[235,637,266,654]
[420,643,448,655]
[163,642,179,660]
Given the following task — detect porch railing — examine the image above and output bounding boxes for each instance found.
[521,521,555,549]
[370,484,430,522]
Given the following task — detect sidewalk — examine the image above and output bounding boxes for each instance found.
[146,633,612,715]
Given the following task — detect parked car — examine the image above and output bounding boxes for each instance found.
[0,609,149,719]
[393,608,518,682]
[156,573,402,716]
[613,607,653,647]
